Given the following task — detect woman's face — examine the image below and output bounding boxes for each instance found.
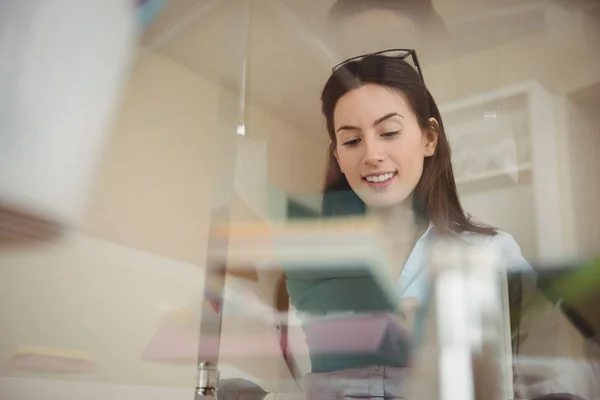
[333,83,437,209]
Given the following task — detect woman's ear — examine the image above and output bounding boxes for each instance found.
[424,117,439,157]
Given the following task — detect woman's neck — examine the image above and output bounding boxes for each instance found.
[368,198,428,279]
[369,198,429,279]
[368,198,425,243]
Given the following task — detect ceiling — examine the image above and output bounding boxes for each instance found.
[138,0,596,135]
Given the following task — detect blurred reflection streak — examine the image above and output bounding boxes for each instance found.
[146,0,221,50]
[0,1,136,244]
[195,0,253,396]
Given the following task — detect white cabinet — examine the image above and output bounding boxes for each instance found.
[441,81,565,262]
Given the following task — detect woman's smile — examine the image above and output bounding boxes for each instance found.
[362,171,397,189]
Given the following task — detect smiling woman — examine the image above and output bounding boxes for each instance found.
[331,89,437,210]
[280,49,534,399]
[321,51,495,236]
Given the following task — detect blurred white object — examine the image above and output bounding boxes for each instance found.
[0,1,137,240]
[406,238,510,400]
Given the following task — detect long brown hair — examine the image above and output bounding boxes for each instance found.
[320,54,496,236]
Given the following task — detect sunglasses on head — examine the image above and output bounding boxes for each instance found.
[332,48,425,83]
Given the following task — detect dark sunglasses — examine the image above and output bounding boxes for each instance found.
[332,48,425,83]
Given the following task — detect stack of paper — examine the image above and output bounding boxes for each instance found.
[143,216,403,362]
[209,217,398,307]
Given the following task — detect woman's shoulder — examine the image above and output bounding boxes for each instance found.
[456,229,531,271]
[458,229,518,246]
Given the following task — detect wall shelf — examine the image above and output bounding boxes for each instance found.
[442,86,532,186]
[456,163,532,185]
[442,80,566,262]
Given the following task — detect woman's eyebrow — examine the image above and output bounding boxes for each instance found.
[336,112,404,133]
[373,112,404,126]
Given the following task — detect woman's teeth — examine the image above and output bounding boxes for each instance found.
[365,172,395,183]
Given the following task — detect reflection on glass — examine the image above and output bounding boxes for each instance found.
[2,0,600,399]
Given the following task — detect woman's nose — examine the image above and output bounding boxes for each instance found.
[363,138,385,165]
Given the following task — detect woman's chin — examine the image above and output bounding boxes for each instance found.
[358,192,412,210]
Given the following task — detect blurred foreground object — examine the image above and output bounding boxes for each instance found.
[513,258,600,399]
[137,0,168,28]
[194,216,398,397]
[405,238,511,400]
[0,1,138,244]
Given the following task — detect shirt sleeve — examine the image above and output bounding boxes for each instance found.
[496,231,536,283]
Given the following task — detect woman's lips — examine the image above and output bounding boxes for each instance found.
[362,172,397,189]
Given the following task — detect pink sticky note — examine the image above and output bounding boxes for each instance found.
[141,326,293,362]
[142,314,409,363]
[303,314,410,353]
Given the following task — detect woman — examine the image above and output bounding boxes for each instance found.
[283,49,529,399]
[218,50,593,400]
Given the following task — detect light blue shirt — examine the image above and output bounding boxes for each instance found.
[398,225,532,304]
[285,226,532,373]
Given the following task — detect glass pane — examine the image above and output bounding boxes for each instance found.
[2,0,599,399]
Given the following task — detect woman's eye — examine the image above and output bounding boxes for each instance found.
[342,139,361,147]
[381,131,400,138]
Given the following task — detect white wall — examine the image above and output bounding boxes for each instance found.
[461,181,538,260]
[563,95,600,257]
[0,376,191,400]
[0,234,203,389]
[79,48,327,266]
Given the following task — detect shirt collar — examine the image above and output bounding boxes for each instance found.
[416,221,435,244]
